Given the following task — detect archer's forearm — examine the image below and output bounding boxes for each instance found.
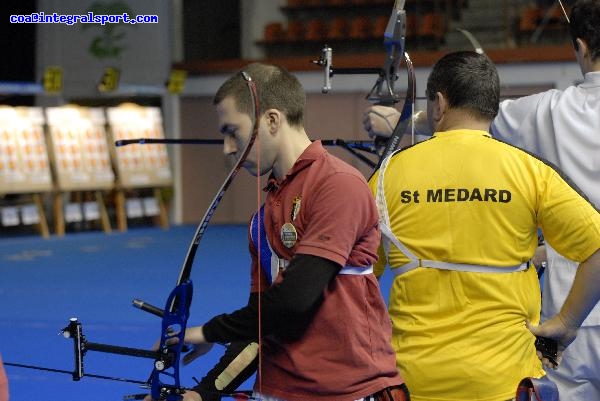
[559,248,600,328]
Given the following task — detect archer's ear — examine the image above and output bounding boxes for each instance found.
[576,38,588,57]
[432,92,446,121]
[265,109,282,134]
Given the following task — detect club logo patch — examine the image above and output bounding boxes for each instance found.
[280,222,297,248]
[291,196,301,221]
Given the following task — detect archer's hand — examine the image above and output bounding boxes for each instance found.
[180,326,214,364]
[183,342,214,365]
[527,317,577,369]
[150,326,207,350]
[362,105,400,139]
[150,325,214,360]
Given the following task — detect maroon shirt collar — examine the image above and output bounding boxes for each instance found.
[264,140,325,192]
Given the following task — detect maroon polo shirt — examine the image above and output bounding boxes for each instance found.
[249,141,403,401]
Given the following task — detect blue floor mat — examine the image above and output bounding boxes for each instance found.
[1,224,254,401]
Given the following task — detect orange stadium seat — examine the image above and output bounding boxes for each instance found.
[519,5,542,33]
[349,15,372,39]
[264,22,285,42]
[327,17,349,40]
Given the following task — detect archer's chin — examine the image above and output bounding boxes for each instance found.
[243,162,269,177]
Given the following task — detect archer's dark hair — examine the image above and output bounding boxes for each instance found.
[213,62,306,127]
[426,51,500,120]
[569,0,600,60]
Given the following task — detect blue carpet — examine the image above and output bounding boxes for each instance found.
[1,224,253,401]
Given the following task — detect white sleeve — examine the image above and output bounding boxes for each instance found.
[490,90,558,150]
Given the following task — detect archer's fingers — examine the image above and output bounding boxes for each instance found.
[536,350,559,370]
[182,342,214,365]
[151,336,181,351]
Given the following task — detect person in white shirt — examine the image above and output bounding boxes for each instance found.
[362,1,600,399]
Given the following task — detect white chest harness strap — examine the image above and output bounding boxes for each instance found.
[277,259,373,279]
[376,152,529,277]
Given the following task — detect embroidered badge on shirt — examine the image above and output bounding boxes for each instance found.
[291,196,301,221]
[280,222,297,248]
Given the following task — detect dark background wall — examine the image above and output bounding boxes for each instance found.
[1,1,37,105]
[183,0,240,61]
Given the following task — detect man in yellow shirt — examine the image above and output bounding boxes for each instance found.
[369,51,600,401]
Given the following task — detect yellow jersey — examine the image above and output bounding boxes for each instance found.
[369,129,600,401]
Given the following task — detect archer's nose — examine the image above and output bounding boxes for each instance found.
[223,135,237,156]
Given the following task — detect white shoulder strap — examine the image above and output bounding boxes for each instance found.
[376,150,419,265]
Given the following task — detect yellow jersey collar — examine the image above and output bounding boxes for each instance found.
[432,129,491,138]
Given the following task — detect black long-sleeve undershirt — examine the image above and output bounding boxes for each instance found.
[202,253,341,343]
